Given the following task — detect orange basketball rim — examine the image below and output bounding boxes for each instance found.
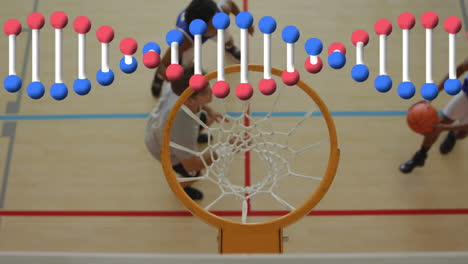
[161,65,340,253]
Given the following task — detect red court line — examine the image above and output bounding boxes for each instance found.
[243,0,251,215]
[0,209,468,217]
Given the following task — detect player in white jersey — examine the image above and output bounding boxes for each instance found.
[145,65,223,200]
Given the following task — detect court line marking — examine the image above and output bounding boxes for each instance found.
[0,0,38,209]
[0,0,464,219]
[0,111,416,121]
[0,208,467,217]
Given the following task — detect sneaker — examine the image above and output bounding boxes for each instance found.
[439,131,456,154]
[225,45,241,62]
[184,186,204,200]
[399,150,427,174]
[151,73,164,98]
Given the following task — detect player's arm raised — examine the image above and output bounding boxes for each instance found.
[220,0,254,35]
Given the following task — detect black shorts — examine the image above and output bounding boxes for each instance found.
[172,163,200,178]
[199,111,207,131]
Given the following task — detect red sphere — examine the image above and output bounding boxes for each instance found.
[398,12,415,30]
[235,83,254,100]
[166,64,184,81]
[421,11,439,29]
[407,101,439,135]
[143,51,161,69]
[281,70,300,86]
[374,19,392,36]
[50,11,68,29]
[444,16,462,34]
[96,25,114,43]
[27,12,45,30]
[304,56,323,74]
[258,78,277,96]
[328,42,346,55]
[4,19,22,36]
[120,37,138,55]
[73,16,91,34]
[189,74,208,92]
[213,80,230,98]
[351,29,369,46]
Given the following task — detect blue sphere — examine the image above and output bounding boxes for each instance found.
[444,78,461,95]
[374,75,392,93]
[328,51,346,69]
[397,81,416,99]
[258,16,276,34]
[351,64,369,82]
[236,11,253,29]
[27,81,45,99]
[213,12,230,30]
[189,19,207,36]
[304,38,323,56]
[120,57,138,74]
[143,42,161,55]
[50,83,68,101]
[4,75,22,93]
[420,83,439,100]
[74,78,91,96]
[166,29,184,46]
[282,25,300,43]
[96,69,115,86]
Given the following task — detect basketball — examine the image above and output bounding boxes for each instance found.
[406,101,439,135]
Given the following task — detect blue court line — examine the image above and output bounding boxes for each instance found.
[0,111,413,121]
[244,111,409,117]
[0,113,149,121]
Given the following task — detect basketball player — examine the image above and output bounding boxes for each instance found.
[399,58,468,173]
[151,0,254,98]
[145,66,224,200]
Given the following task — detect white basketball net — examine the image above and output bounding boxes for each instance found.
[168,76,330,224]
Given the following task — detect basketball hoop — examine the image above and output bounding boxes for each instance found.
[161,64,340,253]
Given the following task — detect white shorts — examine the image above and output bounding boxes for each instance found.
[442,92,468,123]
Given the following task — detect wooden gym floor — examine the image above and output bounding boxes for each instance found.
[0,0,467,254]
